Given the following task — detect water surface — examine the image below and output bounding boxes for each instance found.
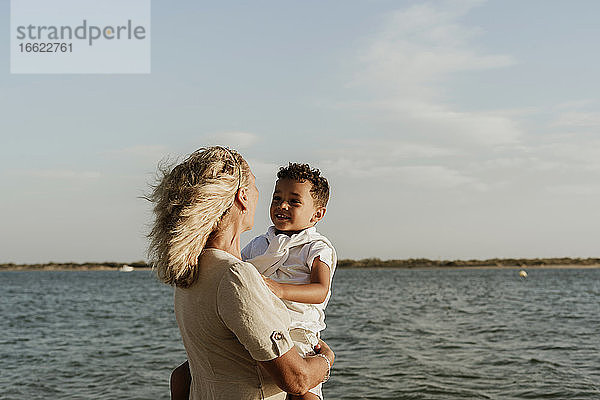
[2,268,599,399]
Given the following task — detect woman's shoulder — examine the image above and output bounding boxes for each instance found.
[228,258,261,278]
[198,249,259,281]
[216,255,286,317]
[200,250,262,284]
[201,248,247,267]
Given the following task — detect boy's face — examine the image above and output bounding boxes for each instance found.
[270,178,325,233]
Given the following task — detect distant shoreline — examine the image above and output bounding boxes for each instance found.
[2,258,599,271]
[347,264,600,271]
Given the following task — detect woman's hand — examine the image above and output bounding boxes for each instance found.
[262,276,284,298]
[260,339,336,395]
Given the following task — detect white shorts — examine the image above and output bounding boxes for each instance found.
[289,328,322,399]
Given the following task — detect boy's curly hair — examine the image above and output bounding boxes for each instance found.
[277,163,329,208]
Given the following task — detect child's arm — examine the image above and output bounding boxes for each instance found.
[263,256,331,304]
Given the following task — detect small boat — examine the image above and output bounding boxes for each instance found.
[120,264,134,272]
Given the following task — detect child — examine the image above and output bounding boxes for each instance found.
[242,162,337,400]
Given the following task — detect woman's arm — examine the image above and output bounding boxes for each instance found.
[218,262,334,395]
[263,257,331,304]
[169,340,334,399]
[259,339,335,395]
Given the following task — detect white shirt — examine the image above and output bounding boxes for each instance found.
[242,226,336,333]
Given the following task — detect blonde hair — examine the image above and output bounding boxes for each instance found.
[147,147,250,288]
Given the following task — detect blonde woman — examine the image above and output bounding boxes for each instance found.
[148,147,334,400]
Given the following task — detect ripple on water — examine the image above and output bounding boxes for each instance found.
[3,269,600,399]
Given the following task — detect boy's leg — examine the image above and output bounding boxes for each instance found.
[287,328,323,400]
[170,360,191,400]
[287,329,324,400]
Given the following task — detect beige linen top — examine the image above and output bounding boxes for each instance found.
[174,248,294,400]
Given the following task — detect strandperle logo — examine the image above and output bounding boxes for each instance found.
[15,19,147,46]
[11,0,150,74]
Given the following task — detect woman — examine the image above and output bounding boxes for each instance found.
[148,147,334,399]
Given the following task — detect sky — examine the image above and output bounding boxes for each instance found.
[1,0,599,264]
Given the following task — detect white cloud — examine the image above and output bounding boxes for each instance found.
[318,136,487,190]
[554,99,595,110]
[327,138,457,159]
[329,0,600,197]
[333,0,600,205]
[478,156,564,172]
[398,165,480,188]
[347,1,521,148]
[322,157,480,189]
[405,101,522,145]
[537,141,600,172]
[355,2,515,92]
[551,111,600,129]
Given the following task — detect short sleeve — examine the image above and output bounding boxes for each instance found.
[217,262,294,361]
[240,242,252,261]
[307,241,334,272]
[241,235,268,262]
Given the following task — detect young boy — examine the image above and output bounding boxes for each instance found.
[242,162,337,400]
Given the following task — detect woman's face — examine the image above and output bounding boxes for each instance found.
[244,171,259,230]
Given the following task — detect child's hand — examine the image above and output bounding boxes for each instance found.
[313,342,322,353]
[262,276,284,298]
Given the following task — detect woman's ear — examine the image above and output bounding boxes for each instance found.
[236,187,249,212]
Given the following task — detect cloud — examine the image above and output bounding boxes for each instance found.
[201,131,259,149]
[477,156,563,173]
[550,111,600,129]
[355,2,515,93]
[554,99,596,110]
[322,156,480,189]
[325,0,592,196]
[537,141,600,172]
[332,1,599,202]
[399,165,480,188]
[401,101,522,145]
[349,1,521,146]
[326,138,457,159]
[319,137,482,189]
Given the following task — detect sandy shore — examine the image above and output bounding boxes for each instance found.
[411,264,600,271]
[0,265,152,271]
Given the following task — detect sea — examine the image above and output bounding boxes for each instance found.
[1,268,599,399]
